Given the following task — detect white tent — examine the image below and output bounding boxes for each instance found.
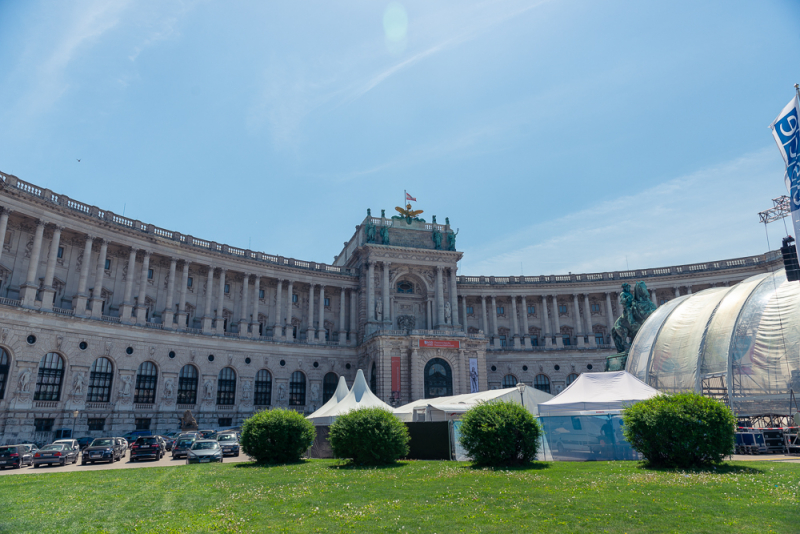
[393,385,554,422]
[306,369,394,426]
[538,371,660,416]
[306,376,349,423]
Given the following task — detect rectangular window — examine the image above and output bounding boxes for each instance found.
[57,246,64,259]
[34,418,54,432]
[187,277,193,288]
[466,306,474,314]
[499,335,507,347]
[324,297,330,306]
[135,418,151,430]
[496,306,504,315]
[292,294,298,303]
[527,305,535,314]
[147,269,154,280]
[562,335,571,346]
[259,289,265,299]
[104,259,111,270]
[595,332,605,345]
[591,304,601,313]
[659,299,668,305]
[559,305,568,314]
[224,284,230,294]
[87,418,105,431]
[530,335,539,346]
[218,418,233,428]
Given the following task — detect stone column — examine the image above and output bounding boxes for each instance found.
[366,261,375,322]
[135,251,151,324]
[427,300,433,329]
[306,283,315,341]
[605,292,615,345]
[20,220,46,308]
[201,266,214,332]
[40,225,62,310]
[216,268,227,333]
[238,274,249,337]
[673,286,680,298]
[162,258,178,328]
[461,296,468,333]
[435,266,445,328]
[553,296,563,347]
[584,294,595,347]
[285,280,294,340]
[650,289,658,308]
[480,296,488,334]
[73,235,94,315]
[274,279,284,338]
[510,295,520,347]
[686,286,692,295]
[541,295,551,347]
[120,248,138,323]
[338,287,346,345]
[349,289,357,345]
[318,285,326,340]
[89,239,108,318]
[572,293,583,347]
[250,276,261,336]
[490,295,498,347]
[176,261,189,329]
[520,296,530,348]
[382,262,391,324]
[449,267,459,328]
[0,209,10,265]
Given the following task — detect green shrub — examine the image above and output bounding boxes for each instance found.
[459,401,541,466]
[240,408,316,464]
[622,392,736,468]
[328,407,410,464]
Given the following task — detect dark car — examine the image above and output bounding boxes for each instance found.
[186,440,223,464]
[154,435,172,451]
[198,429,217,440]
[81,438,122,464]
[171,436,196,459]
[114,437,128,458]
[0,445,32,469]
[216,433,240,457]
[33,443,79,467]
[77,437,94,450]
[130,436,163,462]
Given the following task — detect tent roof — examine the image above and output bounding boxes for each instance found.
[307,369,393,425]
[394,385,553,421]
[306,375,349,421]
[538,371,660,415]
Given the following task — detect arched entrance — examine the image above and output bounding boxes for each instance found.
[424,358,452,399]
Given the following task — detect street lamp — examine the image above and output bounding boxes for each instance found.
[71,410,79,439]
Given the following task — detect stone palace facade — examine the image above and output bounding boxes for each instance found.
[0,170,781,442]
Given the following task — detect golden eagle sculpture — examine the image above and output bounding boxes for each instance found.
[395,203,423,219]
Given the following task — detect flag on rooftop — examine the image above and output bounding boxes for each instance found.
[405,192,416,202]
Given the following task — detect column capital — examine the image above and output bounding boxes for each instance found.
[34,218,47,228]
[142,249,152,258]
[382,260,391,266]
[0,208,12,216]
[51,224,65,232]
[436,265,444,272]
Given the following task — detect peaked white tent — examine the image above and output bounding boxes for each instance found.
[306,369,393,426]
[538,371,660,415]
[394,385,554,422]
[306,376,349,423]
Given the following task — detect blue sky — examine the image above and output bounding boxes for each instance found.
[0,0,798,275]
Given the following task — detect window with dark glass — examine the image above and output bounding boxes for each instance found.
[0,348,8,400]
[397,281,413,294]
[534,374,551,394]
[135,418,151,430]
[562,335,571,346]
[254,370,272,405]
[218,418,233,427]
[217,367,236,405]
[259,289,265,299]
[659,298,668,305]
[466,306,474,314]
[104,259,111,270]
[527,305,536,314]
[87,357,113,403]
[177,365,198,404]
[187,277,193,288]
[502,374,517,388]
[595,332,605,345]
[57,246,64,258]
[292,294,297,303]
[289,371,306,406]
[567,373,579,386]
[591,303,601,313]
[134,361,158,404]
[147,269,154,279]
[559,305,568,314]
[499,335,507,347]
[424,358,452,398]
[322,372,338,403]
[88,418,105,431]
[530,335,539,346]
[34,352,64,401]
[496,306,504,315]
[34,418,54,432]
[324,297,330,306]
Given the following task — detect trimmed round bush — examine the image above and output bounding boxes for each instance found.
[622,392,736,468]
[459,401,541,466]
[328,407,410,464]
[240,408,316,464]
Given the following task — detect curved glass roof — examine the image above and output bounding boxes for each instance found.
[627,268,800,416]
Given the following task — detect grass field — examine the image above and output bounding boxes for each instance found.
[0,460,797,533]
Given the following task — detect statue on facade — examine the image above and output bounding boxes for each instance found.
[447,229,458,251]
[203,380,214,399]
[365,215,376,243]
[181,410,199,431]
[18,368,31,392]
[393,203,424,225]
[310,383,320,402]
[380,209,385,218]
[380,225,389,245]
[432,228,442,250]
[278,383,287,401]
[432,215,437,224]
[375,297,383,321]
[163,378,174,398]
[241,380,251,400]
[398,314,415,331]
[444,302,452,323]
[72,373,85,396]
[606,281,656,371]
[120,375,132,397]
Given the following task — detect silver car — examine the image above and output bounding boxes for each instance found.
[216,433,240,457]
[33,443,79,467]
[186,440,223,464]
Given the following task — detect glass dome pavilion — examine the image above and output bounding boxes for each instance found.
[626,268,800,418]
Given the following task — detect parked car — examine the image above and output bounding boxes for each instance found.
[154,435,173,451]
[52,439,80,451]
[198,429,217,440]
[114,437,128,457]
[77,437,94,450]
[186,440,223,464]
[216,433,240,457]
[81,438,122,464]
[130,436,163,462]
[0,445,33,469]
[33,443,79,467]
[122,430,153,443]
[20,443,39,456]
[171,436,196,459]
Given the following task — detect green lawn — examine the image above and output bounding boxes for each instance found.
[0,460,797,533]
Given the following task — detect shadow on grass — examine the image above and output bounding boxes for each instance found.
[327,460,407,470]
[462,461,551,472]
[635,462,765,475]
[232,459,311,469]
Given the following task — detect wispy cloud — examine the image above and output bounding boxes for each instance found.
[461,148,789,275]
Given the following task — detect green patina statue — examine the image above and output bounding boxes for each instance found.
[432,228,442,249]
[364,213,376,243]
[447,229,458,251]
[606,281,656,371]
[380,225,389,245]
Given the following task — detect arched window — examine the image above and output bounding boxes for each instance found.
[254,370,272,406]
[534,374,551,394]
[217,367,236,405]
[370,362,377,394]
[34,352,64,401]
[0,348,9,400]
[177,365,198,405]
[502,374,517,388]
[289,371,306,406]
[87,357,113,403]
[567,373,579,386]
[322,372,338,403]
[397,281,413,294]
[134,361,158,404]
[424,358,452,398]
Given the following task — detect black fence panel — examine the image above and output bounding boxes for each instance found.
[307,426,334,459]
[405,422,451,460]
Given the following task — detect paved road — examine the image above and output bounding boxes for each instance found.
[0,449,254,476]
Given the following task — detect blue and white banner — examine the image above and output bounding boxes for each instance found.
[770,94,800,258]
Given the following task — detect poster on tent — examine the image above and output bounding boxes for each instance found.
[469,358,479,393]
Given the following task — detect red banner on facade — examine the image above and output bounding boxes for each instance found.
[391,357,401,399]
[419,339,460,349]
